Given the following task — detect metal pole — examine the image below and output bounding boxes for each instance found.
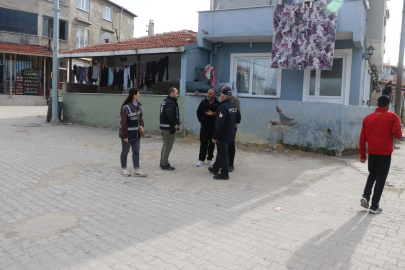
[51,0,60,122]
[43,57,47,99]
[9,54,12,96]
[395,0,405,118]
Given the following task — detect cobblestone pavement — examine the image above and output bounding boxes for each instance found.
[1,106,405,270]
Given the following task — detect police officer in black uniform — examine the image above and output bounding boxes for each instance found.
[208,88,241,180]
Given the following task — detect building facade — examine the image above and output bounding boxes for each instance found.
[0,0,136,51]
[180,0,389,154]
[0,0,136,99]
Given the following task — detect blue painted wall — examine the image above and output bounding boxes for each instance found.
[280,70,304,101]
[185,96,375,155]
[209,40,362,104]
[198,1,367,48]
[212,42,272,84]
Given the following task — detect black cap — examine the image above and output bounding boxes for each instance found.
[221,88,232,96]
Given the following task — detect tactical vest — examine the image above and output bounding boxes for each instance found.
[121,103,141,141]
[159,98,179,130]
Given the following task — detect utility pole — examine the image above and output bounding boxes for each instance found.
[51,0,60,123]
[395,0,405,119]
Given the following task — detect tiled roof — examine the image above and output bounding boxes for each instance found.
[61,30,197,54]
[0,42,53,57]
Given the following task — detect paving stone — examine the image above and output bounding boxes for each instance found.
[1,106,405,270]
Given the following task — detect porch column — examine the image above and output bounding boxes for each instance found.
[9,54,12,96]
[136,55,140,90]
[69,58,72,92]
[43,57,47,98]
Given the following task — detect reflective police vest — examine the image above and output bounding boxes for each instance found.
[122,103,141,141]
[160,97,179,130]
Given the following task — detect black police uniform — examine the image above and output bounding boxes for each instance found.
[212,99,241,178]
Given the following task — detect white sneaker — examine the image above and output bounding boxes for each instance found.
[207,160,214,166]
[197,161,204,167]
[134,170,147,177]
[122,169,131,176]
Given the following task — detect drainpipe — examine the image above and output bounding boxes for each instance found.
[119,6,124,41]
[209,42,223,66]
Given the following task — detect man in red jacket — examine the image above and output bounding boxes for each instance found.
[359,95,403,214]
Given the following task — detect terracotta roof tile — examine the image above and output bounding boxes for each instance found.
[0,42,53,57]
[61,30,197,54]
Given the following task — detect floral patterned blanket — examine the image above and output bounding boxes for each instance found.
[270,1,338,70]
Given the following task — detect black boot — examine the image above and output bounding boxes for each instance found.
[213,174,229,180]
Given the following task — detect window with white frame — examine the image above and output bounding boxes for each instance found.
[77,0,89,12]
[103,6,113,21]
[76,28,88,48]
[231,54,282,98]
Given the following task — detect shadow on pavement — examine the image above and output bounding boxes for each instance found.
[286,211,374,269]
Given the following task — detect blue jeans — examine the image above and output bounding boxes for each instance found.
[121,138,140,169]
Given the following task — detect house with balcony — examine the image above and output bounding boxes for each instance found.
[182,0,389,155]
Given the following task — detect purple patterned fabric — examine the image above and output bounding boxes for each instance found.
[270,2,338,70]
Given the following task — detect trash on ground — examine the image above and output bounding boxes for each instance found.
[274,207,283,211]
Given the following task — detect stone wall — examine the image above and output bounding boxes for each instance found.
[0,95,47,106]
[184,96,376,156]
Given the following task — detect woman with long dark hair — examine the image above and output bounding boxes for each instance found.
[120,88,147,177]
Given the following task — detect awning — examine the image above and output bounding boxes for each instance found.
[0,42,53,57]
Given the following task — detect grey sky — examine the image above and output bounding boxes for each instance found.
[109,0,208,37]
[385,0,403,65]
[111,0,402,65]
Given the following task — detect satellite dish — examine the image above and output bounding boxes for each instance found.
[99,32,114,44]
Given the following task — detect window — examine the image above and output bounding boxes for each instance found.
[0,7,38,35]
[303,49,352,105]
[103,6,113,21]
[48,0,70,6]
[42,16,68,41]
[77,0,89,12]
[76,28,88,48]
[231,54,282,98]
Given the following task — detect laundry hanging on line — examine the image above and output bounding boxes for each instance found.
[270,1,338,70]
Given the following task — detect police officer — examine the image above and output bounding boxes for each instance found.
[221,85,241,172]
[208,88,241,180]
[159,87,181,170]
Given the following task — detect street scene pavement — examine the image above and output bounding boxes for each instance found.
[1,106,405,270]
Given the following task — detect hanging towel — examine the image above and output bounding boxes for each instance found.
[124,67,132,92]
[270,1,338,70]
[92,62,100,80]
[204,65,215,88]
[130,63,136,84]
[108,68,114,85]
[157,56,169,82]
[204,65,211,80]
[78,67,88,85]
[73,65,77,76]
[100,66,109,87]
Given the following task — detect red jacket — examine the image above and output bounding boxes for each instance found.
[359,107,402,159]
